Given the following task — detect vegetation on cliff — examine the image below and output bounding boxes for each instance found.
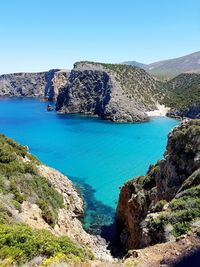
[163,73,200,110]
[116,120,200,250]
[0,134,63,227]
[76,61,163,107]
[125,51,200,80]
[56,61,164,122]
[0,134,94,266]
[0,224,93,266]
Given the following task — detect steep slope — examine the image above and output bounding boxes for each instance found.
[56,62,163,122]
[116,120,200,250]
[0,69,69,100]
[0,134,114,266]
[125,51,200,80]
[163,73,200,118]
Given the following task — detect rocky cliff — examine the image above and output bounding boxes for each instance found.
[116,119,200,250]
[0,69,69,100]
[0,134,113,266]
[56,62,163,122]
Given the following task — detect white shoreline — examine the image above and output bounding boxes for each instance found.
[146,104,170,117]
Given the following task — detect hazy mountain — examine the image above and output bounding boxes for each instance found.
[123,60,148,70]
[124,51,200,80]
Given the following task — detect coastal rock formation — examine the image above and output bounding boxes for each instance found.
[0,134,113,265]
[56,62,163,122]
[167,103,200,119]
[0,69,69,100]
[0,134,90,243]
[116,120,200,250]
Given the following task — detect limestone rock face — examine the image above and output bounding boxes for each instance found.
[116,120,200,250]
[56,62,162,122]
[0,69,69,100]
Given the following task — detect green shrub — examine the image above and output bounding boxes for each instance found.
[150,185,200,237]
[37,200,58,227]
[0,224,94,265]
[153,200,168,212]
[0,135,64,229]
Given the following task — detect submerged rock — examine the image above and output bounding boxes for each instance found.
[47,104,54,111]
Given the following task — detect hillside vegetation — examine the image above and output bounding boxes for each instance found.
[0,134,94,266]
[163,73,200,110]
[56,61,164,122]
[76,61,163,106]
[116,120,200,250]
[124,51,200,80]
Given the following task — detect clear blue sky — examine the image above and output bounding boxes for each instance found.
[0,0,199,74]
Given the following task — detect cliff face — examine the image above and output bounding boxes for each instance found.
[167,103,200,119]
[56,62,163,122]
[0,134,92,244]
[0,69,69,100]
[116,120,200,250]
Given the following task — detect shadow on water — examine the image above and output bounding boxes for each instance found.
[69,176,117,243]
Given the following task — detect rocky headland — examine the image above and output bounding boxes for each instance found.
[0,134,113,266]
[56,62,163,122]
[0,61,199,122]
[116,119,200,265]
[0,69,69,100]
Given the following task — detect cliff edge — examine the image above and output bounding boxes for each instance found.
[56,62,163,122]
[0,134,113,266]
[116,119,200,250]
[0,69,69,100]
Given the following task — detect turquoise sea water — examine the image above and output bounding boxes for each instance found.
[0,98,179,233]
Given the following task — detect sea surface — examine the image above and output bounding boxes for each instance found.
[0,98,179,234]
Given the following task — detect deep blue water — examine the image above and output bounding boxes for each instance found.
[0,98,179,233]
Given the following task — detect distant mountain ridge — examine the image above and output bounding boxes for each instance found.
[124,51,200,80]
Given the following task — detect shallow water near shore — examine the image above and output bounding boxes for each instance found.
[0,98,179,233]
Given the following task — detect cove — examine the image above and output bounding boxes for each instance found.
[0,98,179,233]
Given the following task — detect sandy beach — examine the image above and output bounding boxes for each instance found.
[146,104,170,117]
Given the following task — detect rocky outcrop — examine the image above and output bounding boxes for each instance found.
[56,62,163,122]
[116,120,200,250]
[167,103,200,119]
[0,134,113,261]
[20,164,92,244]
[0,69,69,100]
